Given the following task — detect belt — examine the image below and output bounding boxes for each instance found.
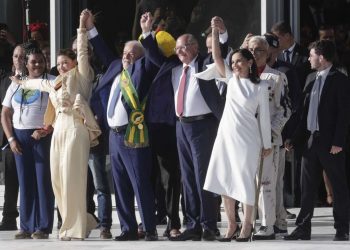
[312,131,320,137]
[110,125,128,133]
[176,113,214,123]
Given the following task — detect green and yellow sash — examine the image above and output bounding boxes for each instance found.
[120,69,149,148]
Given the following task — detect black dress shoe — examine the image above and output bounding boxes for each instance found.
[202,229,217,241]
[333,231,349,241]
[283,227,310,240]
[169,229,202,241]
[0,221,17,231]
[145,230,158,241]
[113,231,139,241]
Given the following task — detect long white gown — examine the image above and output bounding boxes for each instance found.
[200,68,271,206]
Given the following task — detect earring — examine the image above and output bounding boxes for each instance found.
[249,65,252,74]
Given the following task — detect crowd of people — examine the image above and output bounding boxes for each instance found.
[0,6,350,243]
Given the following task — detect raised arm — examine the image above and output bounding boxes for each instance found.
[85,10,117,67]
[78,10,94,83]
[140,12,167,68]
[9,76,53,93]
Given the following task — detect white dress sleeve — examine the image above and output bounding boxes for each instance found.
[194,63,233,83]
[258,83,272,149]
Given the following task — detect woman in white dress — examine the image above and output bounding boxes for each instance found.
[198,20,272,241]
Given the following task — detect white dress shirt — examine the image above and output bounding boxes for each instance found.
[107,73,129,127]
[172,57,211,117]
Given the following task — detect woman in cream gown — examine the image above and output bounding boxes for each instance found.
[11,10,101,240]
[197,21,272,241]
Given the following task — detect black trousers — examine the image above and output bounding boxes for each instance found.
[150,124,181,230]
[2,149,19,221]
[296,134,349,233]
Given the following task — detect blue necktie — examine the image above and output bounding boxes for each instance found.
[107,83,121,118]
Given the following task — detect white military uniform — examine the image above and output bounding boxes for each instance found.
[257,65,291,230]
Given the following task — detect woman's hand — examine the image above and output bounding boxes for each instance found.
[9,75,23,85]
[31,125,53,140]
[211,16,226,34]
[262,148,272,158]
[9,139,22,155]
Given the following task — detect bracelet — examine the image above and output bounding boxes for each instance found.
[7,136,15,143]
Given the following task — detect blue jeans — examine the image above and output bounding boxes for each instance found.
[88,153,112,229]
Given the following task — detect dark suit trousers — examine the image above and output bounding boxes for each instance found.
[176,117,219,231]
[109,129,156,233]
[150,124,181,230]
[297,134,349,233]
[2,149,19,221]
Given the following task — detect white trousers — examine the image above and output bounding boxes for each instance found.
[257,145,279,226]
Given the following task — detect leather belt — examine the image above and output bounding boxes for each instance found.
[110,125,128,133]
[177,113,214,123]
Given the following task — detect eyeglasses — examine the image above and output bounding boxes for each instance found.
[174,43,194,53]
[248,48,266,55]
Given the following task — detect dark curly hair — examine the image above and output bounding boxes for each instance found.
[21,40,48,76]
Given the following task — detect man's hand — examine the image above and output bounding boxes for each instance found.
[240,33,253,49]
[85,10,95,30]
[330,146,342,154]
[284,139,293,151]
[79,9,90,29]
[140,12,153,34]
[211,16,226,34]
[0,29,16,46]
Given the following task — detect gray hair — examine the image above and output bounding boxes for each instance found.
[124,40,145,57]
[248,36,269,51]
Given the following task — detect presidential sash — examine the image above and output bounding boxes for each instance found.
[120,69,149,148]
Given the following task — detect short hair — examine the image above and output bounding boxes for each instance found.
[309,40,336,62]
[271,21,292,35]
[57,48,76,61]
[248,36,269,51]
[179,33,198,46]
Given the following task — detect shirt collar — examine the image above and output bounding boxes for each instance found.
[183,56,198,69]
[286,42,296,53]
[317,64,333,80]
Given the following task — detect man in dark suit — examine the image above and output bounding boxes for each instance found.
[271,21,311,89]
[284,40,350,241]
[271,21,312,211]
[0,43,20,231]
[85,11,159,241]
[141,13,227,241]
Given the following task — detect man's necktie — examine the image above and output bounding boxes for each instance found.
[284,50,291,63]
[307,74,322,133]
[176,65,189,117]
[107,84,120,118]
